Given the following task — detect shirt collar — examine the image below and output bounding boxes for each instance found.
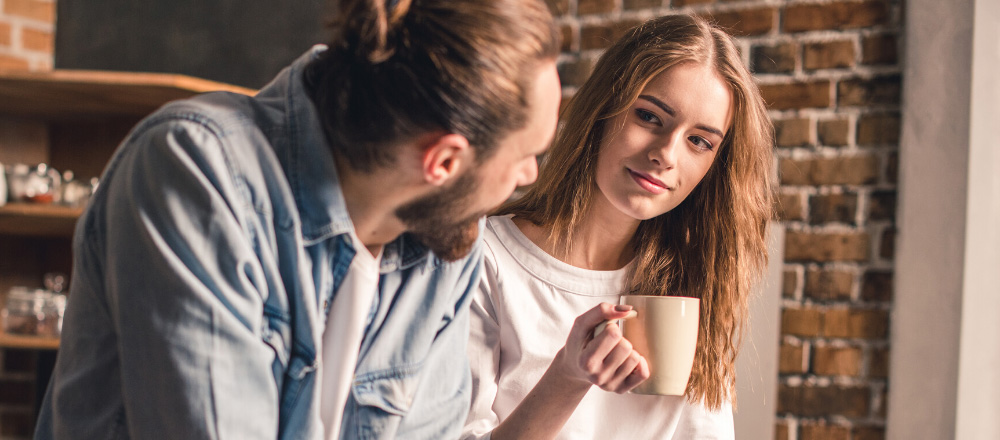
[263,45,431,270]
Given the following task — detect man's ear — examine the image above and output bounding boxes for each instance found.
[421,133,472,186]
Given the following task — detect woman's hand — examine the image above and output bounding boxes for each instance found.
[552,302,651,393]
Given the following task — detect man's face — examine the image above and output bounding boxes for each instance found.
[395,61,562,261]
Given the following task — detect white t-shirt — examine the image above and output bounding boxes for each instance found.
[462,215,734,440]
[320,231,382,440]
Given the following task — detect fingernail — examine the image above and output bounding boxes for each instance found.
[615,304,633,312]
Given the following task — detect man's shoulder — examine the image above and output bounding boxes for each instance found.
[143,91,265,137]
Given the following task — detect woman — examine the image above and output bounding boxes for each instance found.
[463,14,774,439]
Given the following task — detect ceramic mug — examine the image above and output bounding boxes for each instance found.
[594,295,700,396]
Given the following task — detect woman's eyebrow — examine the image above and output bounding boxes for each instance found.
[638,94,724,137]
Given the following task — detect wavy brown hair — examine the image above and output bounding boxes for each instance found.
[500,14,774,410]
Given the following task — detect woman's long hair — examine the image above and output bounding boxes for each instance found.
[500,14,774,410]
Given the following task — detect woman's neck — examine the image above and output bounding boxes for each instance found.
[514,196,640,271]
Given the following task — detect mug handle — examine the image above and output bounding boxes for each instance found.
[592,310,638,339]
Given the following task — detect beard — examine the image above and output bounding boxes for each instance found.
[395,170,487,262]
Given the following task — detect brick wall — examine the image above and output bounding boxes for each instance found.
[0,0,54,70]
[1,1,55,438]
[550,0,901,439]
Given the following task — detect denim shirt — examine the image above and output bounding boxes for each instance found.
[35,46,480,440]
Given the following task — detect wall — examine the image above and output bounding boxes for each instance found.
[53,0,327,88]
[2,0,910,439]
[0,1,55,438]
[890,0,1000,437]
[550,0,901,438]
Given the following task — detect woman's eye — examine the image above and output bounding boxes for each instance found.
[635,109,660,124]
[689,135,714,151]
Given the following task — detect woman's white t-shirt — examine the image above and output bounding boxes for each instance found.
[462,215,733,440]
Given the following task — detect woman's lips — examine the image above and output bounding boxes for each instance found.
[627,168,669,194]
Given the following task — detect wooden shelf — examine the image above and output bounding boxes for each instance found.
[0,69,256,120]
[0,330,59,350]
[0,203,84,237]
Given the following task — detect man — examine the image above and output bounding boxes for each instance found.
[35,0,560,438]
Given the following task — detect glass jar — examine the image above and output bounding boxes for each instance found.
[2,287,67,337]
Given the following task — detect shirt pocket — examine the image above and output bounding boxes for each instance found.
[351,364,421,416]
[347,364,421,439]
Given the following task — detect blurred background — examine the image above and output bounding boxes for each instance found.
[0,0,996,439]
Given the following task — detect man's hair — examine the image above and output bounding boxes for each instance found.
[305,0,560,172]
[501,14,775,411]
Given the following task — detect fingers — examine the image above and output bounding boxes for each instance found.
[617,353,651,393]
[568,302,634,346]
[604,350,642,392]
[579,325,646,391]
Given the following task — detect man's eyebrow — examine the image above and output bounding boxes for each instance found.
[638,94,725,137]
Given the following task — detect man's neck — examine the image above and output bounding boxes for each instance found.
[337,166,410,257]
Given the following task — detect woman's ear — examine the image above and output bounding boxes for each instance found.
[421,133,472,186]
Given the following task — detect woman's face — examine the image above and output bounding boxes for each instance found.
[594,62,733,222]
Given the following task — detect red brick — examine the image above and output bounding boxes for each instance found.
[810,193,858,225]
[838,75,902,107]
[580,19,641,51]
[804,269,854,300]
[868,190,896,221]
[0,54,30,71]
[813,345,862,376]
[702,7,776,37]
[2,349,36,373]
[823,307,888,338]
[779,192,805,221]
[782,307,823,337]
[761,80,831,110]
[800,423,851,440]
[0,379,33,405]
[886,152,898,183]
[3,0,55,22]
[778,384,871,417]
[557,57,596,88]
[624,0,663,9]
[0,412,35,437]
[861,270,893,302]
[783,1,890,33]
[854,426,886,440]
[877,387,888,417]
[578,0,616,15]
[857,113,900,145]
[785,231,870,262]
[752,42,797,74]
[674,0,713,6]
[775,420,790,440]
[879,227,895,260]
[818,118,850,146]
[21,27,53,52]
[779,156,879,186]
[780,342,807,374]
[804,40,855,70]
[782,269,798,298]
[544,0,569,16]
[774,117,812,148]
[870,347,890,378]
[862,34,898,65]
[0,21,12,47]
[560,24,574,53]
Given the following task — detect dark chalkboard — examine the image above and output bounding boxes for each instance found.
[54,0,330,89]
